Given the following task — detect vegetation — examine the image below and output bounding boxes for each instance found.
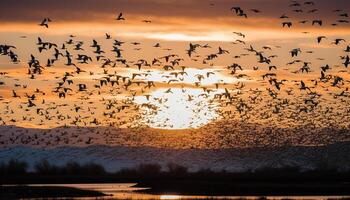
[0,185,107,198]
[1,159,350,184]
[33,159,106,175]
[0,159,28,175]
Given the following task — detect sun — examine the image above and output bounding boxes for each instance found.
[131,67,237,130]
[134,88,221,130]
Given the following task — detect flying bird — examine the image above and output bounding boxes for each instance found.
[116,13,125,20]
[39,18,51,28]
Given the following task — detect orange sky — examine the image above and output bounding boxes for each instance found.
[0,0,350,131]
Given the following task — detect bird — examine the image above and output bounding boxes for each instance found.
[39,18,51,28]
[290,48,301,57]
[304,1,315,5]
[233,32,245,38]
[282,22,292,28]
[312,20,323,26]
[344,46,350,52]
[280,14,289,19]
[333,39,345,45]
[116,13,125,20]
[12,90,20,98]
[317,36,326,43]
[300,81,311,91]
[343,56,350,67]
[250,9,261,13]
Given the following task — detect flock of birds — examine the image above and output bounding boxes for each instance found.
[1,0,350,147]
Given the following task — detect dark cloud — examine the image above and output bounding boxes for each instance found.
[0,0,349,23]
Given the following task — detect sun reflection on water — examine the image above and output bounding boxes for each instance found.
[160,195,182,199]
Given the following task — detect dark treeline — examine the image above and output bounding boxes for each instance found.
[1,159,350,184]
[0,159,105,176]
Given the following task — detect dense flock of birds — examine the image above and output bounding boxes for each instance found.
[1,0,350,147]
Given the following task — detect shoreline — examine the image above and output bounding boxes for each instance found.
[0,185,108,199]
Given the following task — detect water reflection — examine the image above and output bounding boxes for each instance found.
[160,195,182,199]
[23,183,350,200]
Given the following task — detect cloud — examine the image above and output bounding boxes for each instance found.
[0,0,349,43]
[0,0,349,24]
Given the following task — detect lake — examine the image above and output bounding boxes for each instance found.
[22,183,350,200]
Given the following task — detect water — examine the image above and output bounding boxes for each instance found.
[19,183,350,200]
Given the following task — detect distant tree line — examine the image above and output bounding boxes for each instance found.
[0,159,188,176]
[1,159,106,176]
[1,159,350,184]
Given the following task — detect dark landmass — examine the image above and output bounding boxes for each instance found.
[2,160,350,197]
[2,160,350,184]
[2,141,350,174]
[0,185,108,199]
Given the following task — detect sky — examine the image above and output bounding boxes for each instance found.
[0,0,350,141]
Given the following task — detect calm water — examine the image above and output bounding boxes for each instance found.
[23,183,350,200]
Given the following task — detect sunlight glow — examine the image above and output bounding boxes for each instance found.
[144,32,234,42]
[134,88,221,129]
[130,67,236,129]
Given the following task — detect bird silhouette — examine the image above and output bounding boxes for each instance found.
[116,13,125,20]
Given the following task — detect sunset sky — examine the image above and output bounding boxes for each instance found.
[0,0,350,139]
